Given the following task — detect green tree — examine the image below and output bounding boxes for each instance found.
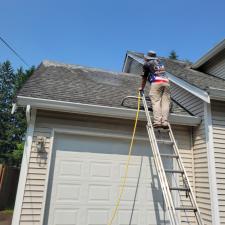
[169,50,179,60]
[0,61,34,167]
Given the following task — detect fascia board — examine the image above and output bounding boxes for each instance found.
[122,53,128,72]
[127,53,145,64]
[127,53,210,103]
[192,39,225,69]
[208,87,225,101]
[17,96,201,126]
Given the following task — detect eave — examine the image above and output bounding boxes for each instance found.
[16,96,201,126]
[192,39,225,69]
[207,87,225,101]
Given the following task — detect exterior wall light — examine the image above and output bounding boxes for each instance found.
[36,137,46,152]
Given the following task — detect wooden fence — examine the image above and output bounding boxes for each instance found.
[0,164,20,210]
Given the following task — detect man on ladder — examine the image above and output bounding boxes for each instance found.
[139,50,170,129]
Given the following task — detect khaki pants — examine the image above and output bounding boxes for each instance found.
[149,82,170,125]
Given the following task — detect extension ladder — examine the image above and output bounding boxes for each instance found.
[140,91,205,225]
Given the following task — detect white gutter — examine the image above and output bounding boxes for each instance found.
[207,87,225,101]
[17,96,201,126]
[127,53,144,65]
[192,39,225,69]
[126,53,210,103]
[26,105,31,123]
[203,102,220,225]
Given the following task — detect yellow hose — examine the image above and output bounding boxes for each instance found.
[107,92,141,225]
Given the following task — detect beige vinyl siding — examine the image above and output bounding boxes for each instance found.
[123,56,133,73]
[20,128,52,225]
[18,110,194,225]
[170,83,204,116]
[127,58,212,224]
[125,58,143,74]
[173,126,196,225]
[193,120,212,224]
[211,100,225,225]
[170,83,212,225]
[201,49,225,79]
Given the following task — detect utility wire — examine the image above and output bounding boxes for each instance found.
[0,35,29,66]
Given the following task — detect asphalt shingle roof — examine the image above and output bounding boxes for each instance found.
[17,60,190,116]
[162,58,225,90]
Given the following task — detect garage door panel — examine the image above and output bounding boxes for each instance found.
[117,210,141,225]
[57,154,152,184]
[88,184,111,202]
[145,209,169,225]
[56,183,81,201]
[58,160,83,177]
[90,162,112,178]
[55,184,143,206]
[119,163,143,180]
[145,185,164,204]
[55,134,150,156]
[86,209,109,225]
[45,134,169,225]
[119,185,141,203]
[53,209,79,225]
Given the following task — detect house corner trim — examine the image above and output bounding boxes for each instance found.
[11,108,37,225]
[204,102,220,225]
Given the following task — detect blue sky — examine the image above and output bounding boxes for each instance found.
[1,0,225,71]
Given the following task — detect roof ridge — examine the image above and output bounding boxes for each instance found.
[42,60,138,77]
[160,57,191,65]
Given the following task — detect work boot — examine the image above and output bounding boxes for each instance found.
[153,123,162,129]
[161,121,169,129]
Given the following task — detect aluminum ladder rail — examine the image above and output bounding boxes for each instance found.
[141,92,205,225]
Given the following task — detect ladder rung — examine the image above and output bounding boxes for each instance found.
[165,169,184,174]
[170,187,190,191]
[157,140,174,145]
[175,207,197,212]
[160,154,179,158]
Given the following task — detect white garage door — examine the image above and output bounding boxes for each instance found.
[45,133,171,225]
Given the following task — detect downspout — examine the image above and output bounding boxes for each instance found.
[11,103,17,114]
[191,127,195,194]
[26,105,31,123]
[204,102,220,225]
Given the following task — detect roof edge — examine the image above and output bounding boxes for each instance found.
[122,52,128,72]
[192,39,225,69]
[16,96,201,126]
[208,87,225,101]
